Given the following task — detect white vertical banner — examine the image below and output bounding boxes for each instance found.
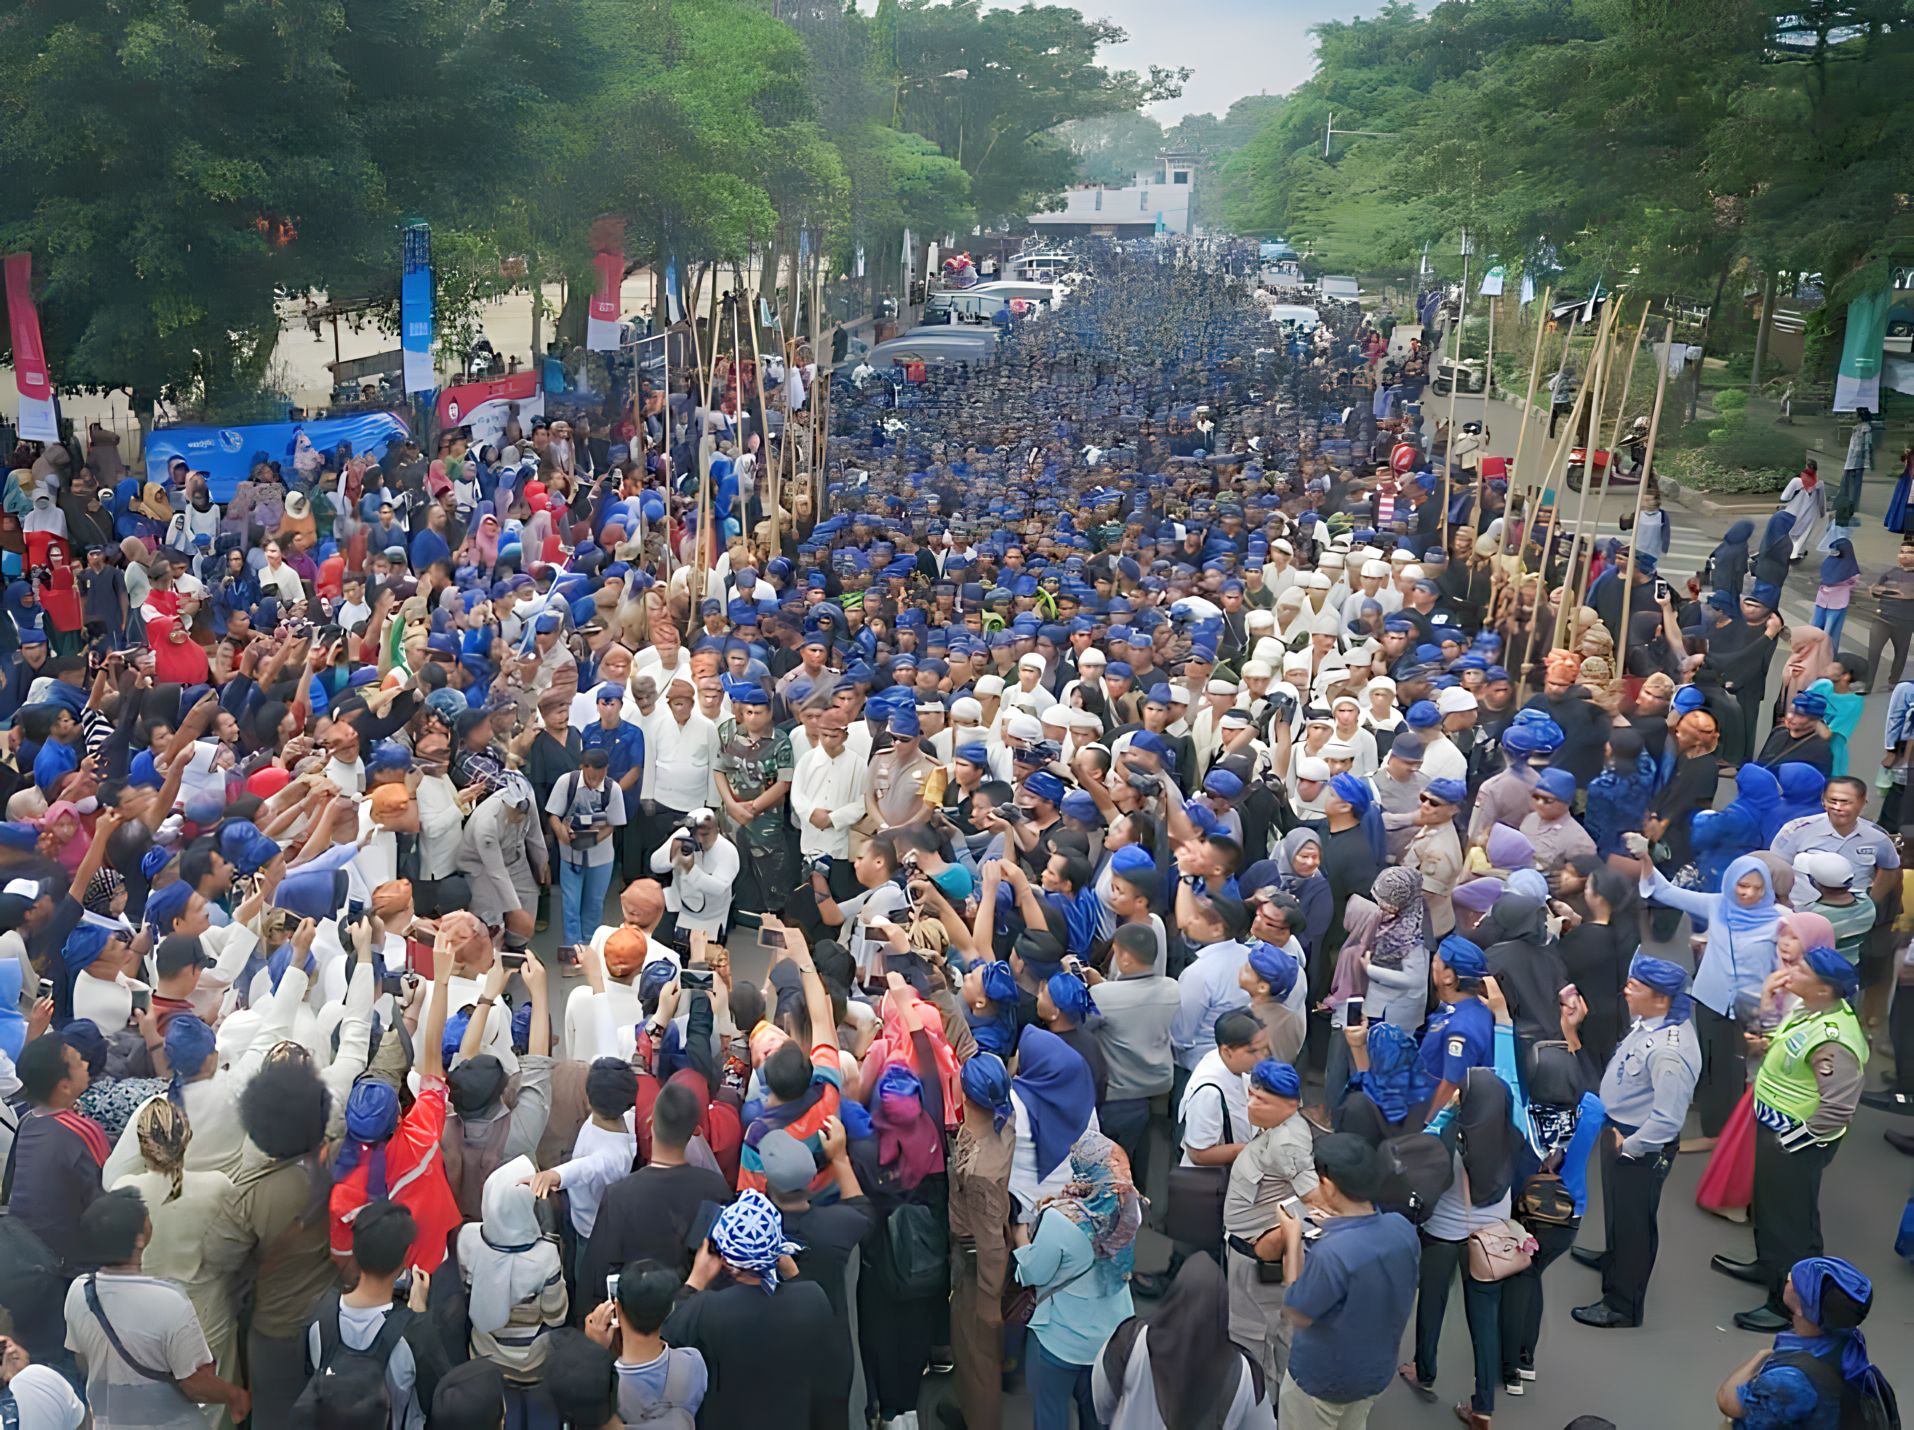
[926,242,940,287]
[855,244,866,279]
[901,228,913,285]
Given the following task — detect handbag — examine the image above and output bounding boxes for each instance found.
[1002,1212,1096,1327]
[1163,1081,1233,1250]
[1462,1163,1537,1282]
[1514,1169,1579,1229]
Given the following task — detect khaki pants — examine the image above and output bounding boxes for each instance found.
[1278,1373,1380,1429]
[1227,1245,1292,1386]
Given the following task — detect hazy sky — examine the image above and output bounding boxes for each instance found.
[1080,0,1364,121]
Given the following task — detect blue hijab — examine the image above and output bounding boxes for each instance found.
[1772,1255,1889,1409]
[0,959,27,1059]
[1767,763,1827,842]
[1356,1021,1421,1125]
[1817,538,1859,587]
[1715,854,1780,935]
[1011,1025,1096,1179]
[1758,510,1795,560]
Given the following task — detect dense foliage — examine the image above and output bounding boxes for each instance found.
[0,0,1174,410]
[1216,0,1914,307]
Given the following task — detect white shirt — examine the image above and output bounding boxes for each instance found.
[642,711,720,811]
[789,745,871,858]
[1420,732,1468,784]
[259,560,304,604]
[1009,1091,1100,1220]
[554,1117,638,1238]
[415,775,464,880]
[1178,1048,1249,1167]
[4,1363,86,1429]
[63,1272,211,1430]
[648,831,740,936]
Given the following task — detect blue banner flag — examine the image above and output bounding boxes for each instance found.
[402,223,435,394]
[144,412,413,502]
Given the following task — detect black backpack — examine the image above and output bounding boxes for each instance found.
[1375,1131,1455,1226]
[290,1292,415,1426]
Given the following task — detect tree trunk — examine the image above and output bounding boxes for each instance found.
[555,279,589,350]
[1749,269,1777,391]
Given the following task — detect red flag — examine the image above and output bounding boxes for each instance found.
[5,253,58,441]
[586,216,625,353]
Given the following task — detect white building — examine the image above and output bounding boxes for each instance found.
[1026,148,1198,239]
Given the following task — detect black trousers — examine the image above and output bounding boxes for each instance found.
[1864,619,1914,694]
[1891,982,1914,1094]
[1500,1220,1576,1377]
[1694,1003,1745,1139]
[1597,1135,1676,1321]
[1413,1232,1503,1416]
[1752,1124,1840,1310]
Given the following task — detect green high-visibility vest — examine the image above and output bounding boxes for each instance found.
[1752,1003,1869,1135]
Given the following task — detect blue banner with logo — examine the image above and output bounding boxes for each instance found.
[402,223,435,393]
[144,412,413,501]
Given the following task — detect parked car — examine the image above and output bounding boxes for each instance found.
[865,326,1000,369]
[1429,353,1487,394]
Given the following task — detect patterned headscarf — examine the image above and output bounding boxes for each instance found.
[1038,1129,1142,1296]
[136,1097,192,1204]
[1368,866,1426,971]
[711,1189,803,1295]
[83,867,125,915]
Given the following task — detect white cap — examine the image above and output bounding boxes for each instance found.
[1321,739,1356,760]
[1305,571,1332,590]
[1361,559,1391,579]
[1320,549,1346,567]
[687,806,716,825]
[1309,608,1342,636]
[1282,650,1312,673]
[1040,705,1073,727]
[1294,756,1331,782]
[950,696,983,721]
[1078,647,1107,667]
[1332,693,1361,709]
[1006,712,1044,742]
[1019,652,1046,671]
[1358,546,1386,563]
[1389,549,1415,564]
[1402,565,1425,581]
[1793,850,1854,888]
[1437,687,1479,715]
[1273,539,1295,556]
[1366,676,1398,696]
[1220,708,1252,727]
[974,674,1005,697]
[1242,659,1274,679]
[1246,609,1276,632]
[1168,686,1193,706]
[1067,709,1103,731]
[1206,678,1238,696]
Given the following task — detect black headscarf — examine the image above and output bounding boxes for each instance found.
[1457,1067,1517,1205]
[1099,1252,1261,1429]
[1481,892,1548,946]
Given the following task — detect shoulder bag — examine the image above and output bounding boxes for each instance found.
[1164,1080,1234,1251]
[1462,1164,1537,1282]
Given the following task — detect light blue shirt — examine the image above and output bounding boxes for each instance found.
[1013,1207,1134,1366]
[1639,868,1777,1018]
[1170,938,1250,1070]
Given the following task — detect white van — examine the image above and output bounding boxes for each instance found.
[971,280,1067,310]
[1267,304,1322,331]
[1006,251,1073,282]
[921,290,1011,325]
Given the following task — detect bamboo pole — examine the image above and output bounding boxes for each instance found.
[1615,322,1677,674]
[1565,301,1652,618]
[1474,294,1495,531]
[729,286,746,538]
[1441,260,1467,548]
[744,285,776,557]
[810,254,826,518]
[1511,299,1610,700]
[1550,306,1621,648]
[687,274,723,636]
[1483,285,1549,685]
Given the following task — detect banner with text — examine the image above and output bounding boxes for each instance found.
[586,216,625,352]
[401,223,435,394]
[435,371,544,451]
[145,412,412,501]
[4,254,59,441]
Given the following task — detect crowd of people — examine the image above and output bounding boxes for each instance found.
[0,237,1904,1430]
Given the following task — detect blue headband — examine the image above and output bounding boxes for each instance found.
[1439,934,1487,979]
[1804,944,1861,1001]
[1247,940,1298,1000]
[961,1052,1014,1132]
[1249,1058,1301,1099]
[164,1014,217,1104]
[1329,772,1372,815]
[979,959,1018,1007]
[1044,971,1098,1026]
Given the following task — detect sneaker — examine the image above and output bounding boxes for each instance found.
[1517,1365,1537,1381]
[1860,1089,1914,1116]
[928,1347,955,1375]
[1503,1378,1524,1397]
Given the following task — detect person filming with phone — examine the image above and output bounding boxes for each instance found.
[648,808,738,945]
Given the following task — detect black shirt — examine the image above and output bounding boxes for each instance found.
[783,1196,880,1323]
[662,1278,852,1428]
[583,1162,733,1290]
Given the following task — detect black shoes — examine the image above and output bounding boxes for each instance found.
[1710,1254,1765,1286]
[1570,1302,1639,1329]
[1885,1129,1914,1156]
[1733,1306,1790,1333]
[1569,1246,1606,1270]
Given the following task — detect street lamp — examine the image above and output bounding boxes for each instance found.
[1323,111,1399,158]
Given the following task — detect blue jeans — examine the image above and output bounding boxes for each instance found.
[1029,1337,1100,1430]
[1813,602,1847,653]
[558,857,614,946]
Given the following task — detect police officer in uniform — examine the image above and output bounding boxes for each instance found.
[1570,954,1700,1328]
[1710,945,1868,1332]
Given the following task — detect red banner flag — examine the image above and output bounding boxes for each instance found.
[4,254,58,441]
[586,216,625,353]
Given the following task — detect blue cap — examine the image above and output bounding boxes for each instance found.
[1145,683,1173,706]
[1105,661,1133,682]
[1439,935,1487,979]
[1534,767,1577,803]
[1405,700,1440,729]
[533,611,561,633]
[1203,768,1245,801]
[1024,771,1066,805]
[731,685,770,707]
[955,743,990,766]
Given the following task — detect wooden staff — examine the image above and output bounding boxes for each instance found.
[1614,321,1677,674]
[687,273,723,636]
[1564,301,1652,618]
[1474,294,1495,532]
[744,285,777,556]
[1441,290,1465,548]
[1511,299,1612,696]
[1550,307,1621,648]
[729,285,747,536]
[1482,285,1549,691]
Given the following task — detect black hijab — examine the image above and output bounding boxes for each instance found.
[1457,1067,1518,1205]
[1099,1252,1261,1429]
